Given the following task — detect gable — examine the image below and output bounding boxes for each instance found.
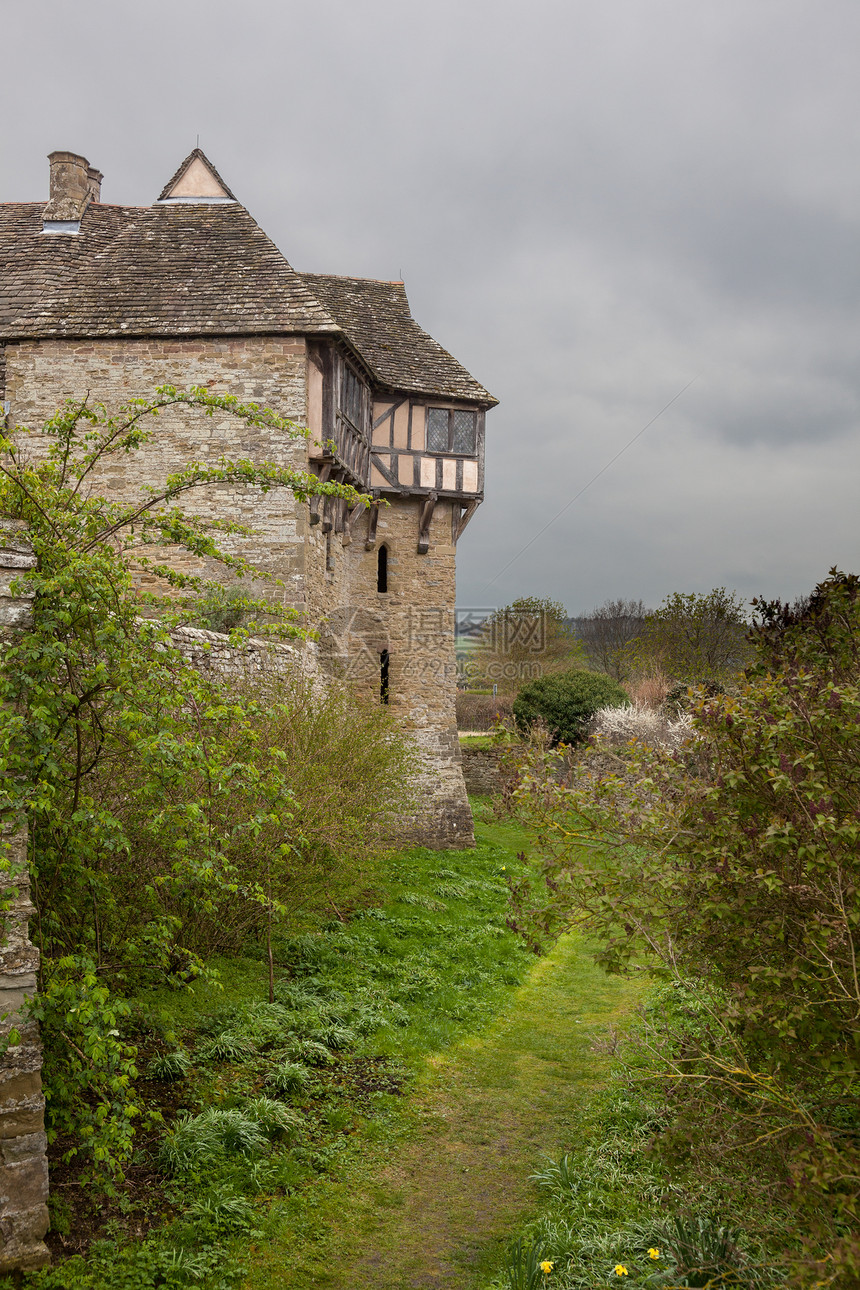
[158,148,237,202]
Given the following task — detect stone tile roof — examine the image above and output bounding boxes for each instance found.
[0,202,339,339]
[302,273,497,406]
[0,181,496,405]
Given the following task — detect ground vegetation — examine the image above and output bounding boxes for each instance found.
[0,388,407,1190]
[503,570,860,1286]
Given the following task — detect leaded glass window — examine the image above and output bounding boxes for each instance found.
[427,407,449,452]
[452,410,476,454]
[425,407,477,454]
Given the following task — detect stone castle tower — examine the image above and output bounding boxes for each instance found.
[0,149,497,848]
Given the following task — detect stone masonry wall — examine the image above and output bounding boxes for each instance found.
[0,522,49,1273]
[304,496,474,849]
[461,747,505,797]
[5,336,310,605]
[169,624,303,684]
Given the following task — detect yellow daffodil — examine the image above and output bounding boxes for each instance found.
[648,1249,660,1260]
[540,1261,554,1275]
[614,1266,628,1277]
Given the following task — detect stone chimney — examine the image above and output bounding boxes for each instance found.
[42,151,99,222]
[86,166,103,204]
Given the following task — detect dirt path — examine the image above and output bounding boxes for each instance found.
[247,932,642,1290]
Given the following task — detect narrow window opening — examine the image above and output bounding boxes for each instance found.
[380,650,390,705]
[377,544,388,593]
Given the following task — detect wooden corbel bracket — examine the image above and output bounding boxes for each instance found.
[308,462,332,525]
[417,491,438,555]
[341,501,366,547]
[364,493,381,550]
[452,500,479,544]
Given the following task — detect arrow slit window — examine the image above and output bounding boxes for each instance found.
[426,408,476,455]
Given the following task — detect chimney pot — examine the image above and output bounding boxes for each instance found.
[86,166,103,204]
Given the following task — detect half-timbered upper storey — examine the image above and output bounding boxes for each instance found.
[0,149,497,519]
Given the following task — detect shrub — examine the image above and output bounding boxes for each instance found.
[513,670,629,745]
[635,587,751,684]
[456,691,513,731]
[510,570,860,1283]
[590,701,694,751]
[622,669,671,709]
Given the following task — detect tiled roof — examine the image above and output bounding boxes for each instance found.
[0,202,338,339]
[302,273,497,407]
[0,184,496,405]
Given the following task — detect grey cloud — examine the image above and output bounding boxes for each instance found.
[4,0,860,616]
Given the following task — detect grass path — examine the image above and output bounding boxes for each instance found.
[247,928,642,1290]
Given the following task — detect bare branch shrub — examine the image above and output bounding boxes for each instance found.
[590,701,695,751]
[456,691,513,731]
[622,669,672,709]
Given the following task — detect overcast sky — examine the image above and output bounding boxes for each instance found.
[5,0,860,615]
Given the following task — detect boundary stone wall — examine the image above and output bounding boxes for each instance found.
[461,746,506,797]
[0,522,49,1273]
[168,624,301,684]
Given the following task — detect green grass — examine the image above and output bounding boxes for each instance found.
[245,905,642,1289]
[459,733,520,750]
[18,809,550,1290]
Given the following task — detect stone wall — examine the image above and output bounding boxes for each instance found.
[5,335,310,603]
[4,337,476,851]
[305,495,474,849]
[0,523,49,1273]
[169,624,302,684]
[461,746,506,797]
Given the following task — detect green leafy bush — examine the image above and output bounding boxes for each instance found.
[28,956,140,1186]
[513,669,629,745]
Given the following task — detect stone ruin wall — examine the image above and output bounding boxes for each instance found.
[0,523,49,1273]
[168,624,303,684]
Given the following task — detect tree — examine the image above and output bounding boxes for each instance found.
[637,587,751,685]
[575,598,648,680]
[468,596,583,695]
[0,387,409,1184]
